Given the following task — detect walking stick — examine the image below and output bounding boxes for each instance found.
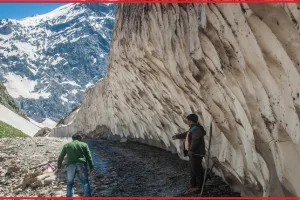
[200,121,213,196]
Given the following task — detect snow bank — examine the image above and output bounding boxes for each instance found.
[51,4,300,196]
[0,104,40,137]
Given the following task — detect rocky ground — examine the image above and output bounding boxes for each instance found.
[0,137,240,197]
[0,137,70,197]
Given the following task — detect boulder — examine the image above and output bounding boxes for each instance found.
[120,138,127,143]
[22,171,41,189]
[34,127,52,137]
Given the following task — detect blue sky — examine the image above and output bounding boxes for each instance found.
[0,4,66,20]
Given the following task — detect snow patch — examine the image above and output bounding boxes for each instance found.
[85,82,93,88]
[4,73,51,99]
[29,118,44,128]
[0,33,12,40]
[70,35,89,43]
[61,96,68,102]
[51,57,64,65]
[27,64,38,75]
[41,118,57,128]
[0,104,40,137]
[29,118,57,129]
[71,89,78,95]
[105,15,114,20]
[4,51,19,57]
[61,80,81,87]
[13,41,37,60]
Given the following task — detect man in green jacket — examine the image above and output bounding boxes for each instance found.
[56,132,96,197]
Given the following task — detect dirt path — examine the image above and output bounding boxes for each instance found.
[87,138,240,197]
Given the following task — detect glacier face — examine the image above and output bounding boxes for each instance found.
[52,4,300,196]
[0,3,116,121]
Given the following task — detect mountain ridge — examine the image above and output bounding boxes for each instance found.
[0,3,116,122]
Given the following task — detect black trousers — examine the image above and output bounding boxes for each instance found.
[189,156,204,188]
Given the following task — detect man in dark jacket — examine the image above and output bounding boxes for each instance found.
[172,114,206,194]
[56,132,96,197]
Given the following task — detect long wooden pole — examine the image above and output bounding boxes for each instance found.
[200,121,213,196]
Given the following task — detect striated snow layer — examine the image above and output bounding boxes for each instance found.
[51,4,300,196]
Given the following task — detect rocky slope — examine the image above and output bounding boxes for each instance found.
[0,81,27,119]
[0,137,70,196]
[51,4,300,196]
[0,3,115,122]
[0,81,41,136]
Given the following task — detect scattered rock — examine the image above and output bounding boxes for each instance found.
[0,153,8,161]
[31,180,43,189]
[52,190,65,197]
[14,188,22,194]
[22,171,41,189]
[0,137,70,196]
[34,128,52,137]
[36,173,53,181]
[120,138,127,143]
[44,175,57,186]
[5,165,21,176]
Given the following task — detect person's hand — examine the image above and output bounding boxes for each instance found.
[90,168,97,175]
[172,135,177,140]
[188,151,194,157]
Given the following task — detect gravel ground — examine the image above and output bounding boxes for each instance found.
[0,137,70,197]
[0,137,240,197]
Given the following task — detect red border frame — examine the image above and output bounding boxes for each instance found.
[0,0,299,3]
[0,198,299,199]
[0,0,298,198]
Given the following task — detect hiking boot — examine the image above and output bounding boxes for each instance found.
[184,187,201,195]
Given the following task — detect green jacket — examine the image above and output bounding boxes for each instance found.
[57,140,94,169]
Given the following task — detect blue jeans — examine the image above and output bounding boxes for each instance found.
[66,163,91,197]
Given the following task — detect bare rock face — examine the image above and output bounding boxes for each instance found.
[52,4,300,196]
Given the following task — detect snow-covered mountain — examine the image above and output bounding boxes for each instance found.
[0,3,116,122]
